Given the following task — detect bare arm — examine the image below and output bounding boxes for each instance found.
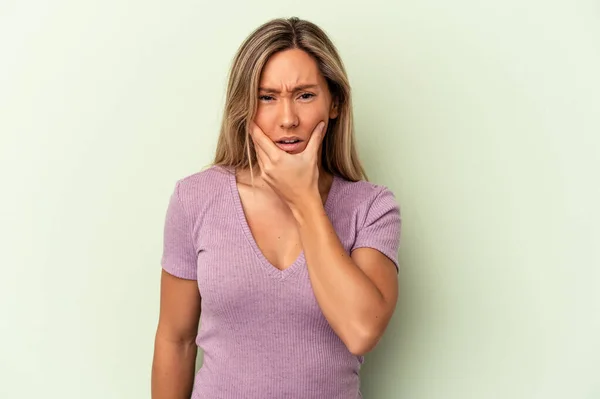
[151,269,201,399]
[248,121,399,356]
[291,196,399,356]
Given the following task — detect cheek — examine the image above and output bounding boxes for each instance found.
[254,107,271,125]
[254,100,331,133]
[253,108,278,138]
[299,102,330,124]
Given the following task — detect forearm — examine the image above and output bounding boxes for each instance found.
[291,196,388,354]
[151,335,197,399]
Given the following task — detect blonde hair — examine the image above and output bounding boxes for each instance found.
[213,17,367,182]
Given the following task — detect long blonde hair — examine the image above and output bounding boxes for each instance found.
[213,17,367,182]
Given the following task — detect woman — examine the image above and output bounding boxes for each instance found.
[152,17,401,399]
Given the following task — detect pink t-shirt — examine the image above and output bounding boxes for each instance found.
[161,165,401,399]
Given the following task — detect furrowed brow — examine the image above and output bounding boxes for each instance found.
[258,84,319,93]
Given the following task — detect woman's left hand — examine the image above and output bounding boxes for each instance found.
[250,120,326,211]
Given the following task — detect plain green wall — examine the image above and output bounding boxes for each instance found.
[1,1,598,398]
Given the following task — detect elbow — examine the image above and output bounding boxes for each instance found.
[344,326,383,356]
[341,301,395,356]
[155,324,198,348]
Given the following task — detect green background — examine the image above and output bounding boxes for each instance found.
[1,1,598,398]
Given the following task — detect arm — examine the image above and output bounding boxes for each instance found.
[151,270,201,399]
[291,195,399,356]
[248,120,400,356]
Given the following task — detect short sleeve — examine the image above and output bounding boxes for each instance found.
[352,187,402,272]
[160,181,198,280]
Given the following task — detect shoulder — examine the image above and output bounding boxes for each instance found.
[171,165,233,209]
[333,176,399,212]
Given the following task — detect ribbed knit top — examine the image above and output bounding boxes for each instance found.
[160,165,401,399]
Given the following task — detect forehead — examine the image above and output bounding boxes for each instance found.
[259,49,323,86]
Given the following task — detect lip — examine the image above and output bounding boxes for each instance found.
[274,137,304,153]
[277,136,302,142]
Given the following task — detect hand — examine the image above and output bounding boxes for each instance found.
[250,120,326,210]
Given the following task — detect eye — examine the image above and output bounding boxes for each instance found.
[259,95,274,102]
[299,92,315,100]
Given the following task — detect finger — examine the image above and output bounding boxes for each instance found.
[305,121,326,156]
[249,121,281,160]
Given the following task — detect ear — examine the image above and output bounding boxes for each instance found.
[329,99,339,119]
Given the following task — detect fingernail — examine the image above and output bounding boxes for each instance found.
[319,121,326,132]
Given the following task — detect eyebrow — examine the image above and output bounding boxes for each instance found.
[258,84,319,93]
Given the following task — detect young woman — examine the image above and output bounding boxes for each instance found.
[152,16,402,399]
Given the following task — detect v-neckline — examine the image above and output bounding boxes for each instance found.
[227,166,338,280]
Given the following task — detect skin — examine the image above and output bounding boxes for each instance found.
[151,271,200,399]
[248,49,398,355]
[151,48,398,399]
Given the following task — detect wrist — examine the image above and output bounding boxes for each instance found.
[289,190,323,226]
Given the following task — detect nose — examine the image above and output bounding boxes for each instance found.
[279,99,299,129]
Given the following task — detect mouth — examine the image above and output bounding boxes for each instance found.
[275,138,304,153]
